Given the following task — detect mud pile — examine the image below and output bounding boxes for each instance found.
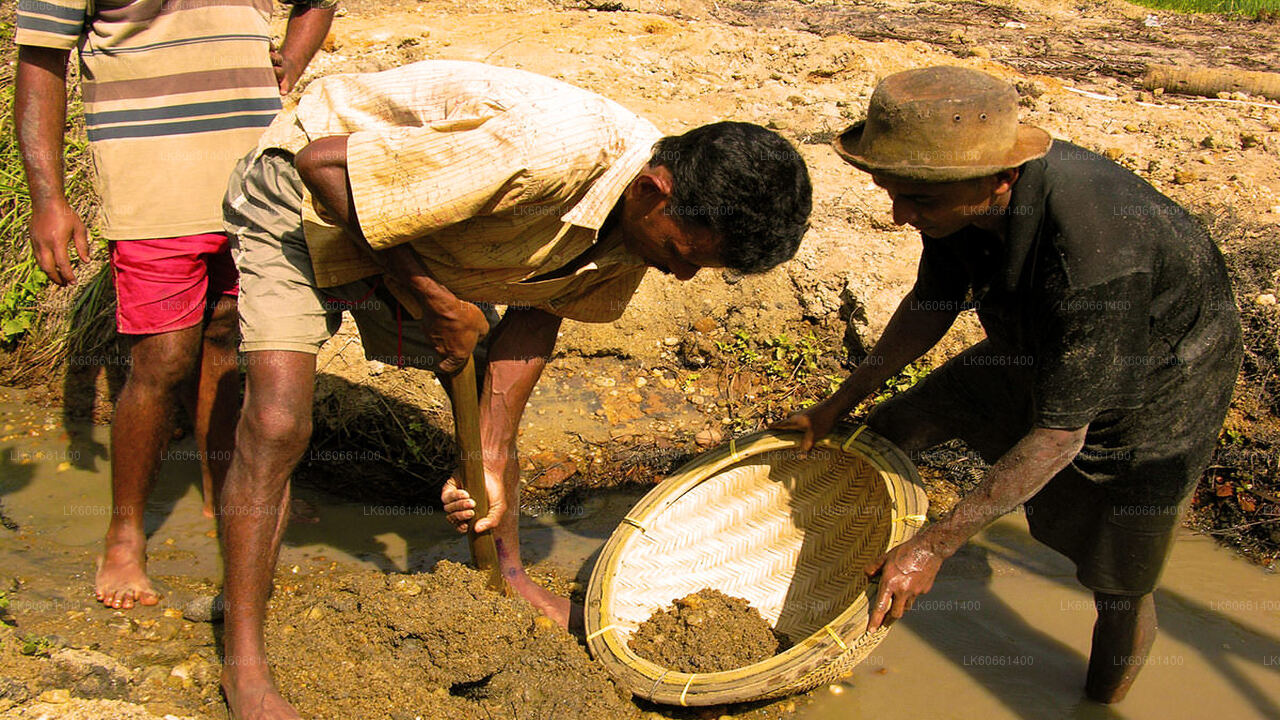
[629,589,789,674]
[264,560,636,720]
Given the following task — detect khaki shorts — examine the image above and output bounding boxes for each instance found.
[223,150,497,367]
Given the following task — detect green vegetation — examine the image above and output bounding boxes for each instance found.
[869,361,931,406]
[19,633,53,657]
[1127,0,1278,19]
[1,12,110,382]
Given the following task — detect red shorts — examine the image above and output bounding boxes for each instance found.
[109,233,239,336]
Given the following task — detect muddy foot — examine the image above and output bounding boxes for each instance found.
[222,676,303,720]
[95,539,159,609]
[505,570,583,634]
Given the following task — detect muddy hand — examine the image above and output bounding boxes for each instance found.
[864,536,943,631]
[771,399,840,453]
[424,299,489,376]
[28,199,89,286]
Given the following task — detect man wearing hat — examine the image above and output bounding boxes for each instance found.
[777,65,1240,702]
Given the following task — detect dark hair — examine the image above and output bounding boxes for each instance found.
[651,122,812,274]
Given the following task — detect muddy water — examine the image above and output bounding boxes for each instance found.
[2,390,1277,719]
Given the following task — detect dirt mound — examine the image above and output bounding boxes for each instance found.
[629,589,788,674]
[264,561,638,720]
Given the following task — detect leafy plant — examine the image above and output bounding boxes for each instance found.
[869,361,932,405]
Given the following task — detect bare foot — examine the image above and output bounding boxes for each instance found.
[223,672,303,720]
[503,568,584,635]
[95,535,159,609]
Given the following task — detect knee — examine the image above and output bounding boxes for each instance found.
[128,344,198,391]
[240,401,311,459]
[1094,592,1152,624]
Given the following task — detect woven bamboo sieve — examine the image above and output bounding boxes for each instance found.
[584,425,928,706]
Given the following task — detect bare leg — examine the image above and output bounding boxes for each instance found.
[1085,591,1156,703]
[219,350,315,720]
[97,325,202,609]
[186,295,240,518]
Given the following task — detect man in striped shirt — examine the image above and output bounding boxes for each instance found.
[15,0,334,613]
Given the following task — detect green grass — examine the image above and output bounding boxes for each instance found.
[1,10,109,380]
[1126,0,1279,18]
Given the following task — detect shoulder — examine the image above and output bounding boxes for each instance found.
[1035,141,1198,289]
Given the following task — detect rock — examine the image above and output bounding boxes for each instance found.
[1123,123,1140,133]
[1172,170,1197,185]
[1103,147,1124,161]
[0,677,32,704]
[53,648,135,699]
[1256,294,1277,306]
[528,453,579,490]
[391,578,422,597]
[37,688,71,704]
[1200,135,1219,149]
[1241,134,1261,149]
[181,594,224,623]
[694,427,724,448]
[968,46,992,59]
[321,30,341,52]
[692,316,717,334]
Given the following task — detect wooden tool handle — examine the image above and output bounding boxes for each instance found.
[447,356,507,594]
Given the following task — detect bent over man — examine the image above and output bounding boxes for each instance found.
[218,60,812,719]
[778,66,1240,704]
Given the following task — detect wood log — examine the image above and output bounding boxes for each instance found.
[1143,63,1280,102]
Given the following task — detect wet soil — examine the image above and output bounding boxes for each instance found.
[261,560,636,720]
[629,589,789,674]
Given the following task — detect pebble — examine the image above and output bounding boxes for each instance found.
[695,428,723,448]
[662,337,680,347]
[1103,147,1124,161]
[692,316,717,334]
[1256,294,1277,306]
[1172,170,1197,185]
[181,594,224,623]
[37,689,71,704]
[392,578,422,597]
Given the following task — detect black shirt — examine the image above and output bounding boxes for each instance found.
[913,141,1242,501]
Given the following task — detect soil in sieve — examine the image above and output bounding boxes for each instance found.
[264,560,638,720]
[628,589,791,674]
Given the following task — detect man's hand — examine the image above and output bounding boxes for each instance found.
[271,49,303,95]
[29,199,89,286]
[772,397,843,452]
[423,299,490,375]
[441,446,515,534]
[864,536,944,631]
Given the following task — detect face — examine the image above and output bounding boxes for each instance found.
[871,173,1014,238]
[619,167,727,280]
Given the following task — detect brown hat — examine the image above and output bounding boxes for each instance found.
[834,66,1051,182]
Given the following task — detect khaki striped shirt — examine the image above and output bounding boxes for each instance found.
[253,60,662,323]
[16,0,334,240]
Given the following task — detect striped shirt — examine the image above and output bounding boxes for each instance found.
[16,0,335,241]
[250,60,663,323]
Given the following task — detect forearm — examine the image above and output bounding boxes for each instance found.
[920,425,1087,558]
[479,309,562,464]
[279,4,334,73]
[15,46,71,207]
[826,289,958,414]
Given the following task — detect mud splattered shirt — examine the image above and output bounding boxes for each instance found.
[913,141,1242,500]
[15,0,335,240]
